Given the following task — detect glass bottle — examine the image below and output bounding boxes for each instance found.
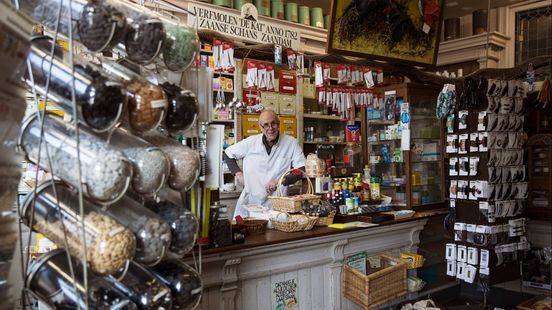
[343,142,362,169]
[209,202,232,248]
[150,260,202,310]
[161,83,199,133]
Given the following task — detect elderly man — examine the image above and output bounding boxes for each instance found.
[223,110,305,218]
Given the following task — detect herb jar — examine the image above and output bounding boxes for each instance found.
[161,83,198,133]
[21,182,136,275]
[105,128,169,196]
[110,261,173,310]
[77,0,126,52]
[105,195,172,266]
[26,39,125,132]
[19,115,133,204]
[151,260,202,309]
[27,249,138,310]
[142,133,201,191]
[161,18,198,71]
[146,200,198,257]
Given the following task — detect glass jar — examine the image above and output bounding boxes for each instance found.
[106,195,172,266]
[110,261,172,310]
[151,260,202,309]
[21,182,136,274]
[161,18,199,71]
[146,200,198,257]
[27,249,138,309]
[209,202,232,248]
[105,128,169,195]
[26,38,126,132]
[160,83,198,133]
[19,115,133,203]
[142,133,200,191]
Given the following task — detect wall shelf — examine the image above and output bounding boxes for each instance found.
[304,141,346,145]
[304,113,360,122]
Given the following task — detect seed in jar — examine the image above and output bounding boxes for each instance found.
[125,17,164,64]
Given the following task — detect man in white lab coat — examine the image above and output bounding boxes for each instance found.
[223,110,305,218]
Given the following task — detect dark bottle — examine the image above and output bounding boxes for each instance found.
[209,202,232,248]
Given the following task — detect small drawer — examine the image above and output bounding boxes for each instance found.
[260,92,279,113]
[278,94,296,115]
[279,116,297,137]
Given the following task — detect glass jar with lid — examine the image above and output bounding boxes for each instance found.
[146,199,198,257]
[142,132,201,191]
[151,260,202,309]
[26,38,126,132]
[19,114,133,204]
[104,128,169,196]
[105,195,172,266]
[159,16,199,72]
[27,249,138,309]
[110,261,172,310]
[21,182,136,275]
[209,201,232,248]
[160,83,199,133]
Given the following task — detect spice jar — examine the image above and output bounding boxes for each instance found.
[105,128,169,195]
[19,115,133,203]
[145,200,198,257]
[27,249,138,309]
[161,83,198,133]
[106,195,172,266]
[161,18,198,71]
[21,182,136,275]
[142,133,201,191]
[150,260,202,309]
[209,202,232,248]
[26,40,125,132]
[77,1,126,52]
[109,261,172,310]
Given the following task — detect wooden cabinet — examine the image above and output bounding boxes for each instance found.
[527,134,552,219]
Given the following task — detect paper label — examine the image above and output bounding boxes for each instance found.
[151,99,168,109]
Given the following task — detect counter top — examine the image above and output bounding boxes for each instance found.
[194,208,448,256]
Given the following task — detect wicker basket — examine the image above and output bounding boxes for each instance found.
[314,210,336,226]
[342,255,407,310]
[270,213,318,233]
[268,169,321,213]
[243,219,268,235]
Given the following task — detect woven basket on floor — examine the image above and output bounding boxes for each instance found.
[270,213,318,233]
[342,255,407,310]
[268,169,321,213]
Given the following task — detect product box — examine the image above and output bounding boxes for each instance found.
[422,143,439,161]
[303,78,316,98]
[279,71,297,94]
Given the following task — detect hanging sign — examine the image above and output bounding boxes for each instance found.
[188,3,300,50]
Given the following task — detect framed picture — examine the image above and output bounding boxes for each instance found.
[327,0,445,67]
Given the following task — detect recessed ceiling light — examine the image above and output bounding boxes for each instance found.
[446,1,459,7]
[462,6,473,10]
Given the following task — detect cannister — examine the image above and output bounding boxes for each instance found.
[102,61,168,133]
[160,83,199,133]
[110,261,173,310]
[142,133,201,191]
[298,5,310,26]
[21,182,136,274]
[151,260,202,309]
[233,0,251,9]
[324,14,329,29]
[104,128,169,196]
[19,114,133,204]
[106,195,172,266]
[444,18,460,41]
[209,201,232,248]
[472,9,488,35]
[310,7,323,28]
[145,200,198,257]
[271,1,284,19]
[161,16,199,72]
[254,0,270,16]
[213,0,231,7]
[26,249,138,309]
[25,39,126,132]
[285,3,298,23]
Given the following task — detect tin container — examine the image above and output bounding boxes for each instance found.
[310,7,323,28]
[271,1,284,19]
[298,6,310,26]
[285,3,298,22]
[254,0,270,16]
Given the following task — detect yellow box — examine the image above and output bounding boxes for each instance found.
[242,114,260,137]
[400,253,424,269]
[303,78,315,99]
[279,116,297,137]
[278,94,296,115]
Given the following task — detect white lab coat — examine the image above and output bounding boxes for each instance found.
[224,133,305,218]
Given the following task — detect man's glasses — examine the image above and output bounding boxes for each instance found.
[260,121,279,130]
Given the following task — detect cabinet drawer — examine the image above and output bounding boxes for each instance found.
[260,92,279,113]
[278,94,296,115]
[279,116,297,137]
[242,114,260,137]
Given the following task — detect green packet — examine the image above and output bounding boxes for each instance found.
[346,252,367,274]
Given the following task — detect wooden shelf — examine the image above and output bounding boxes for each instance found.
[211,119,235,124]
[303,141,346,145]
[213,89,235,93]
[303,113,361,122]
[213,71,235,77]
[366,120,396,125]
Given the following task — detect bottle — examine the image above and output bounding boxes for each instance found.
[210,202,232,248]
[363,165,371,183]
[343,142,362,169]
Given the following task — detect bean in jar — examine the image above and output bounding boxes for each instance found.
[151,260,202,309]
[125,80,168,133]
[162,21,198,71]
[142,133,201,191]
[161,83,198,133]
[125,16,164,64]
[146,200,198,256]
[78,1,126,52]
[27,249,138,310]
[21,182,136,275]
[19,115,133,203]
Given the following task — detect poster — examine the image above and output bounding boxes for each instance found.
[272,278,298,310]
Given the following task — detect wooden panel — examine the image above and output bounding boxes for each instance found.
[297,268,312,310]
[310,265,325,310]
[270,273,285,310]
[256,276,271,310]
[242,279,258,310]
[279,94,297,115]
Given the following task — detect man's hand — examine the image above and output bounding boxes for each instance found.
[265,179,279,194]
[235,172,244,186]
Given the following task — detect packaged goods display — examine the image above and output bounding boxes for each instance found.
[161,83,199,133]
[142,133,201,191]
[146,200,198,257]
[151,260,203,309]
[26,40,125,132]
[105,128,169,196]
[21,183,136,274]
[110,261,173,310]
[19,115,133,203]
[106,196,172,265]
[27,249,138,309]
[162,19,199,71]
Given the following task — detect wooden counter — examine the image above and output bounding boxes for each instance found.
[185,210,447,310]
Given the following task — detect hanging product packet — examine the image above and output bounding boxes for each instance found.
[257,62,267,90]
[376,67,384,86]
[286,49,297,69]
[364,67,374,88]
[314,61,323,87]
[213,38,223,71]
[266,64,275,91]
[323,63,331,84]
[318,87,325,105]
[345,64,352,84]
[246,60,258,89]
[222,41,235,72]
[337,64,347,85]
[296,52,305,77]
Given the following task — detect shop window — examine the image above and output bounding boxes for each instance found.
[515,5,552,65]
